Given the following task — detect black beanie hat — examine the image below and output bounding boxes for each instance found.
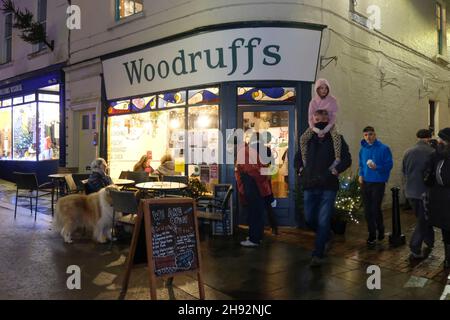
[416,129,432,139]
[438,128,450,143]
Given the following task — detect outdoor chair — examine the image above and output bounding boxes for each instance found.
[64,175,80,195]
[119,171,129,179]
[161,175,189,197]
[13,172,54,220]
[196,184,233,226]
[109,189,139,247]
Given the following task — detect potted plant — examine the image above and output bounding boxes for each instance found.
[332,175,363,234]
[186,178,208,200]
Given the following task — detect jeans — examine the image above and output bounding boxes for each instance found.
[442,229,450,244]
[362,182,386,239]
[240,173,265,244]
[409,198,435,254]
[304,189,337,258]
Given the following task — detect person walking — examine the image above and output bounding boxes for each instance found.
[358,126,393,247]
[402,129,435,259]
[298,110,352,266]
[424,128,450,269]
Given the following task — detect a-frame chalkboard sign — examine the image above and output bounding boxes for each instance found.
[120,198,205,300]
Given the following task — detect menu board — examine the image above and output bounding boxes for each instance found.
[212,184,233,236]
[150,203,198,276]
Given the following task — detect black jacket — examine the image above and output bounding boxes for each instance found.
[86,171,113,194]
[424,147,450,230]
[296,133,352,191]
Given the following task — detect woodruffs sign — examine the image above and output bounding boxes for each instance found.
[102,27,322,100]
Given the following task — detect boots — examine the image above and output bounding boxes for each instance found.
[444,244,450,270]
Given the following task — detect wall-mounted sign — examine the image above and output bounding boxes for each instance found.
[102,27,322,100]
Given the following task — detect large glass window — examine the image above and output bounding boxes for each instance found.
[116,0,143,20]
[187,105,219,190]
[0,107,12,159]
[36,0,47,52]
[38,102,59,160]
[13,103,37,161]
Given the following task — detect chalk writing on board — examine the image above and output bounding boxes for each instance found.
[176,250,194,270]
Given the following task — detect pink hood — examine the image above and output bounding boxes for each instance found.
[308,78,339,129]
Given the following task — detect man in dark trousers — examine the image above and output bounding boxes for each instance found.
[358,126,393,247]
[298,110,352,266]
[402,129,435,259]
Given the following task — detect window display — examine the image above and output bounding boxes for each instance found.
[13,103,37,161]
[0,107,12,160]
[38,102,60,160]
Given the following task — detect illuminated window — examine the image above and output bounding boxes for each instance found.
[188,88,220,105]
[0,107,12,159]
[131,95,156,112]
[13,103,37,161]
[116,0,143,20]
[238,87,296,104]
[437,2,446,55]
[108,100,131,115]
[158,91,186,108]
[38,102,59,160]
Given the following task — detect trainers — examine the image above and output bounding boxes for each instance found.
[240,239,259,247]
[378,231,385,241]
[271,199,277,208]
[409,251,424,259]
[310,256,324,267]
[367,238,376,247]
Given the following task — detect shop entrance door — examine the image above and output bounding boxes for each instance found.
[76,109,97,172]
[237,106,296,226]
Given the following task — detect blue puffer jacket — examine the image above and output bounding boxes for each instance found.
[359,139,393,183]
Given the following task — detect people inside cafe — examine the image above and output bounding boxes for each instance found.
[133,151,154,174]
[86,158,113,194]
[155,154,175,177]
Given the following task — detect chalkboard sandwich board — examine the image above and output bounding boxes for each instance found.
[120,198,205,300]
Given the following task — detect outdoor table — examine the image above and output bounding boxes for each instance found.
[135,181,187,197]
[48,173,70,199]
[112,178,135,186]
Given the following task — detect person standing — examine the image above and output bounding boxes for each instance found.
[298,110,352,266]
[424,128,450,269]
[358,126,393,246]
[402,129,435,259]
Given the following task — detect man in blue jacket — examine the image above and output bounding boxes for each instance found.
[358,126,393,247]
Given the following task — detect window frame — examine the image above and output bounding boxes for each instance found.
[2,12,13,64]
[34,0,47,52]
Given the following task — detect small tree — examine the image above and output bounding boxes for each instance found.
[0,0,54,51]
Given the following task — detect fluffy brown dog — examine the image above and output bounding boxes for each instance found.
[53,185,119,243]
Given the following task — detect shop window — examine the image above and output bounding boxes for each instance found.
[158,91,186,108]
[92,114,96,130]
[13,96,23,105]
[131,95,156,112]
[107,108,186,179]
[38,93,59,102]
[2,13,12,64]
[187,105,220,191]
[2,98,12,107]
[108,100,131,115]
[116,0,143,20]
[39,84,59,92]
[188,88,220,105]
[24,94,36,103]
[13,103,37,160]
[38,102,59,160]
[237,87,296,104]
[0,107,12,159]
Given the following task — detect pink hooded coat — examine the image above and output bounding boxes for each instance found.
[308,78,339,133]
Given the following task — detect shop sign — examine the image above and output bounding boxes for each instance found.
[102,27,322,100]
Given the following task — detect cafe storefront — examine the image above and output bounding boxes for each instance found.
[0,67,65,183]
[101,22,324,226]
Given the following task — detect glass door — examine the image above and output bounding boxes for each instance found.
[238,105,296,226]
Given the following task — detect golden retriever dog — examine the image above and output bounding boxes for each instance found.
[53,185,120,243]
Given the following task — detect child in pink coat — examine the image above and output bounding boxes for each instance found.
[300,78,341,170]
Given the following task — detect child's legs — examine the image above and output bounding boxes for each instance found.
[330,126,342,160]
[300,128,314,164]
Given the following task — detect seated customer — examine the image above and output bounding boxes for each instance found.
[86,158,113,194]
[155,154,175,177]
[133,153,154,174]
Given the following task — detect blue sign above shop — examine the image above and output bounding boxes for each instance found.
[0,71,61,99]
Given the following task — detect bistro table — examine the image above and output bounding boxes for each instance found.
[112,178,135,186]
[48,173,70,199]
[135,181,187,197]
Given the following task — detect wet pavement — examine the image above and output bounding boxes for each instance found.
[0,179,449,300]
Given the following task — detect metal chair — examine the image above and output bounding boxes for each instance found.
[119,171,129,179]
[126,171,149,184]
[109,189,139,246]
[64,175,80,194]
[148,175,160,182]
[196,185,233,226]
[13,172,54,220]
[162,175,188,184]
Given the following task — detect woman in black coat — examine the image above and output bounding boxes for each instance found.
[86,158,113,194]
[425,128,450,269]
